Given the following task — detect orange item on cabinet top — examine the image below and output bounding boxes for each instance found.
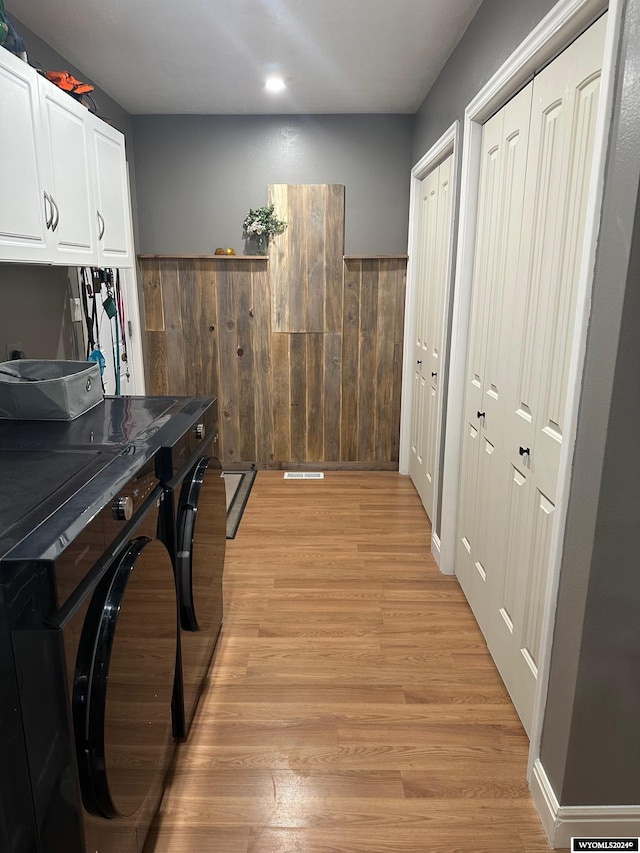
[45,70,94,96]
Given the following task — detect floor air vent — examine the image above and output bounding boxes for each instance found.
[283,472,325,480]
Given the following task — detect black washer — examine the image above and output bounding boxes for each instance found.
[73,537,176,820]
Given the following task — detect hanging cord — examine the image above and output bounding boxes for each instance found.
[108,304,119,395]
[113,293,121,395]
[115,270,130,383]
[102,269,120,395]
[85,267,106,392]
[80,268,95,357]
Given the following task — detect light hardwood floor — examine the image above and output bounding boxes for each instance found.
[144,471,556,853]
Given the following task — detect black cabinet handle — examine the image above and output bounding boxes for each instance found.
[477,411,485,420]
[416,360,422,366]
[431,372,437,378]
[519,446,530,457]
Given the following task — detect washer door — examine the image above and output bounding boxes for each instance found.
[176,456,226,633]
[73,536,176,818]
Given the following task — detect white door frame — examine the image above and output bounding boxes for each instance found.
[434,0,621,815]
[399,121,459,568]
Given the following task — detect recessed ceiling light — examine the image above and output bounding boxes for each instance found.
[265,75,286,94]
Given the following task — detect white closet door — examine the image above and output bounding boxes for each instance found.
[490,13,606,736]
[409,156,452,519]
[424,156,453,512]
[456,85,532,630]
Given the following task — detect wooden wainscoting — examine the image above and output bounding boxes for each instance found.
[140,255,406,468]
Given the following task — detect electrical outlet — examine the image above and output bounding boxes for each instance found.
[6,342,22,360]
[71,297,83,323]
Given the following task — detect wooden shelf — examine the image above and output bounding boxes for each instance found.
[343,254,409,259]
[137,254,269,260]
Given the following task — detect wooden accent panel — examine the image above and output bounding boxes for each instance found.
[144,472,550,853]
[140,198,405,468]
[268,184,345,333]
[271,333,291,463]
[145,331,168,395]
[342,259,407,463]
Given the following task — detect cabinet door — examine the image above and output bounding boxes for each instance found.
[90,117,133,267]
[38,76,98,265]
[0,50,49,262]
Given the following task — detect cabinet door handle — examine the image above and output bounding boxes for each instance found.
[97,211,106,241]
[416,360,422,366]
[51,197,60,232]
[43,192,53,230]
[477,411,485,420]
[431,372,437,378]
[519,446,530,457]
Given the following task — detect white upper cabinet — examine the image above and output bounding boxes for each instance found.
[38,74,97,264]
[0,48,49,261]
[0,47,133,268]
[90,116,132,266]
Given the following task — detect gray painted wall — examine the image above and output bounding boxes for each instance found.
[540,0,640,805]
[412,0,557,163]
[131,114,414,256]
[0,265,82,361]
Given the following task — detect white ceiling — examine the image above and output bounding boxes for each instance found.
[9,0,482,115]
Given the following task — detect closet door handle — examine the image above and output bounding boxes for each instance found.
[97,211,106,241]
[43,192,53,230]
[416,360,422,366]
[519,446,530,457]
[431,372,437,378]
[477,411,485,420]
[51,196,60,232]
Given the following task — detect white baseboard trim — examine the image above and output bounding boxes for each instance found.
[431,532,442,570]
[531,760,640,848]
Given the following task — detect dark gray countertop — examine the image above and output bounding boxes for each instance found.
[0,395,214,563]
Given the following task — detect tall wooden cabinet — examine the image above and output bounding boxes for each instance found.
[455,14,607,735]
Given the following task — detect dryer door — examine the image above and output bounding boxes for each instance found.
[176,456,226,633]
[73,536,176,819]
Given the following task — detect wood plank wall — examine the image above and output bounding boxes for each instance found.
[140,188,406,469]
[268,184,344,334]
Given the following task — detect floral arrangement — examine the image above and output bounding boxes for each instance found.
[243,204,287,254]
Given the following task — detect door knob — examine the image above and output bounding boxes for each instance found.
[477,411,485,419]
[519,446,530,457]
